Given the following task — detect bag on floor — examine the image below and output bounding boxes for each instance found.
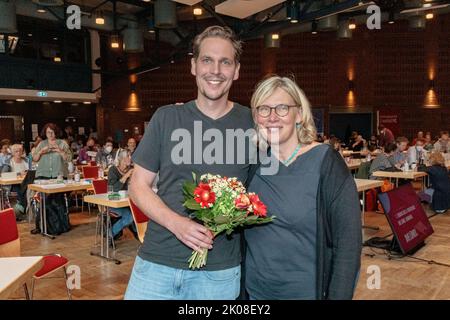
[36,193,70,235]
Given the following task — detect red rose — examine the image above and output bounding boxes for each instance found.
[194,183,216,208]
[235,194,251,210]
[249,194,267,217]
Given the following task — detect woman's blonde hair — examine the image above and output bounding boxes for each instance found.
[429,152,445,166]
[10,144,23,154]
[250,75,317,146]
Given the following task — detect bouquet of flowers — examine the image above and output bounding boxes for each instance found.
[183,173,274,269]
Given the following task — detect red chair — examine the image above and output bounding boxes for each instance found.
[90,161,97,166]
[82,165,99,179]
[129,199,150,243]
[92,179,108,194]
[0,208,71,300]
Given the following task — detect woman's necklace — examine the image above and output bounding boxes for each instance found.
[281,144,301,166]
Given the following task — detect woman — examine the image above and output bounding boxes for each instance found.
[245,76,361,300]
[31,123,72,235]
[8,144,29,220]
[107,149,137,241]
[78,137,98,164]
[424,152,450,213]
[9,144,29,175]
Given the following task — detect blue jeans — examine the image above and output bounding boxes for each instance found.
[110,207,134,236]
[124,256,241,300]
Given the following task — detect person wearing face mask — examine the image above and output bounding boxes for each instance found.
[0,139,12,169]
[95,139,115,167]
[408,138,426,166]
[78,137,98,164]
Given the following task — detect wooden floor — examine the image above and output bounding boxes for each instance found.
[7,200,450,300]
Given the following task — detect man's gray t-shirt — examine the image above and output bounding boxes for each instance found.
[132,100,254,271]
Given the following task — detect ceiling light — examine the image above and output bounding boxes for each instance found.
[349,19,356,30]
[193,8,202,16]
[388,11,395,24]
[83,101,92,105]
[286,0,299,22]
[36,6,46,13]
[54,100,62,103]
[95,12,105,25]
[28,33,33,37]
[271,33,279,40]
[54,56,61,62]
[423,3,432,8]
[311,20,318,34]
[426,13,434,19]
[111,34,120,49]
[16,99,25,102]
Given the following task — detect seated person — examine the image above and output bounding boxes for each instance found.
[422,152,450,213]
[434,131,449,153]
[424,132,434,152]
[107,149,137,241]
[368,135,379,149]
[351,135,365,152]
[369,143,399,179]
[95,138,115,168]
[392,136,409,166]
[407,138,427,166]
[0,139,11,169]
[5,144,29,220]
[78,137,98,164]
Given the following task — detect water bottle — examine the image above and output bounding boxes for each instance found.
[98,166,104,179]
[403,161,409,172]
[68,162,74,174]
[74,168,80,182]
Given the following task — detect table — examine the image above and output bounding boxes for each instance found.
[354,179,384,231]
[28,180,93,239]
[83,193,129,265]
[371,170,427,188]
[0,256,43,299]
[0,176,24,210]
[346,159,362,171]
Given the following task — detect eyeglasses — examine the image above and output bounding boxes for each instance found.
[256,104,299,118]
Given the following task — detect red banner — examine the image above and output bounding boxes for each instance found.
[379,111,400,137]
[378,184,434,254]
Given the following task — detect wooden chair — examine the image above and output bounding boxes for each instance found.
[128,199,150,243]
[0,208,71,300]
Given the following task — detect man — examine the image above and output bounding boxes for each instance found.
[393,136,409,166]
[408,138,426,165]
[378,124,395,148]
[125,26,254,300]
[126,137,137,154]
[95,138,115,167]
[434,131,449,153]
[411,131,424,146]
